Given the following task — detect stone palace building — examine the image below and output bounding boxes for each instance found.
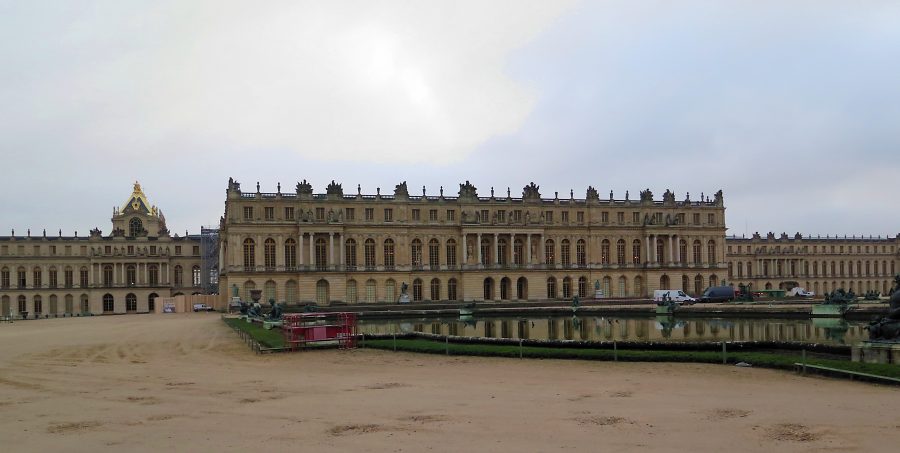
[0,183,207,317]
[217,179,728,304]
[725,231,899,296]
[3,178,898,315]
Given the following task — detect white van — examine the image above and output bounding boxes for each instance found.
[653,290,697,305]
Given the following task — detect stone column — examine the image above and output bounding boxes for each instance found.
[540,234,545,264]
[309,233,315,268]
[645,236,651,264]
[668,236,674,265]
[526,234,532,265]
[462,232,468,264]
[329,232,334,268]
[297,233,304,266]
[340,234,346,268]
[477,233,482,265]
[494,233,499,265]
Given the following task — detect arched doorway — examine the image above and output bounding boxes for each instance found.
[517,277,528,300]
[316,279,330,305]
[148,293,158,312]
[483,278,494,301]
[500,277,511,300]
[660,275,670,290]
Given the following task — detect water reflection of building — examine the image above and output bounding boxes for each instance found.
[358,317,868,345]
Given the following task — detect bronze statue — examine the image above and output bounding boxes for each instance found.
[866,274,900,341]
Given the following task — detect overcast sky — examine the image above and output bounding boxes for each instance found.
[1,1,898,238]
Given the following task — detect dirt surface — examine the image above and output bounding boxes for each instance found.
[1,314,899,452]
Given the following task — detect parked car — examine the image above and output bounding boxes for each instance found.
[653,290,697,305]
[192,303,214,312]
[699,286,736,303]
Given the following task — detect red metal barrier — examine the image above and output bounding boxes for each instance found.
[282,312,358,350]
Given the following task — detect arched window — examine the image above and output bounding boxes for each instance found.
[737,262,744,278]
[412,278,423,301]
[1,295,9,317]
[498,239,508,265]
[315,238,327,270]
[682,275,690,293]
[264,280,276,303]
[561,239,571,267]
[446,239,457,267]
[316,279,329,305]
[513,239,524,266]
[126,265,136,286]
[383,239,395,268]
[500,277,511,300]
[615,239,625,265]
[411,239,423,267]
[18,295,27,314]
[448,278,458,301]
[364,239,376,269]
[65,294,74,313]
[264,238,276,268]
[49,266,58,288]
[547,277,557,299]
[656,238,665,263]
[709,275,718,287]
[346,280,358,303]
[129,218,143,237]
[80,267,89,287]
[33,267,42,288]
[633,240,642,264]
[285,238,297,268]
[365,279,376,303]
[64,266,73,288]
[126,293,137,312]
[243,280,256,302]
[427,239,440,268]
[601,240,611,264]
[0,267,9,289]
[544,239,555,265]
[562,276,572,298]
[148,264,159,286]
[192,266,201,287]
[516,277,528,300]
[618,276,627,297]
[693,240,702,264]
[103,294,114,312]
[694,275,704,295]
[430,278,441,301]
[345,238,357,270]
[243,238,255,268]
[17,266,26,288]
[660,274,670,290]
[148,293,157,311]
[80,294,89,313]
[174,265,183,287]
[482,237,493,265]
[707,240,717,264]
[385,279,396,302]
[679,239,687,263]
[602,276,612,297]
[578,276,587,297]
[34,295,43,314]
[285,280,298,304]
[483,278,494,300]
[576,239,586,267]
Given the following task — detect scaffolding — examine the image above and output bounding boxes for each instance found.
[200,226,220,294]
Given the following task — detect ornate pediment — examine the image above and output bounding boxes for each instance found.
[121,181,152,215]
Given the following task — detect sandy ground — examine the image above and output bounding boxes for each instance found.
[1,315,899,452]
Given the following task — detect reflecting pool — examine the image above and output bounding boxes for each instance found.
[359,316,868,345]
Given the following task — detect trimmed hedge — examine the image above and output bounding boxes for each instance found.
[363,338,900,380]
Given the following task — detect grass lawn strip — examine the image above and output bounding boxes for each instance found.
[223,317,285,348]
[363,338,900,380]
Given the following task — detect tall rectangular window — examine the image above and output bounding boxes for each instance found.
[285,207,295,220]
[560,212,568,223]
[601,212,609,223]
[429,209,438,221]
[576,211,584,223]
[384,208,393,222]
[632,212,640,223]
[264,206,274,220]
[243,206,253,220]
[345,208,355,221]
[80,268,89,287]
[412,209,420,221]
[446,242,457,267]
[446,210,455,221]
[365,208,374,221]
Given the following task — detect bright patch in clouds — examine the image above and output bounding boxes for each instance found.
[1,0,574,164]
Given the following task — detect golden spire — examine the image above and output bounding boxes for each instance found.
[121,180,153,215]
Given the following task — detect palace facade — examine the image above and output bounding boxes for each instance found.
[0,183,208,317]
[724,232,900,296]
[218,179,728,304]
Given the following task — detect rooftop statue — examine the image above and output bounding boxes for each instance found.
[458,180,478,199]
[394,181,409,198]
[326,180,343,196]
[296,179,313,195]
[586,186,599,201]
[522,182,540,200]
[662,189,675,204]
[639,188,653,202]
